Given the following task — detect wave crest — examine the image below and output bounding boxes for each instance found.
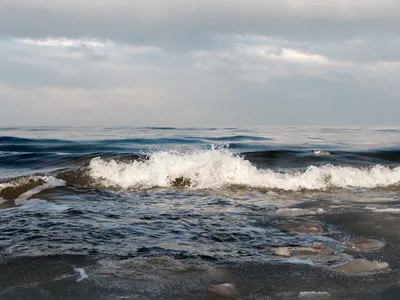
[88,150,400,191]
[0,176,65,202]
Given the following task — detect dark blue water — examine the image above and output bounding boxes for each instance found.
[1,127,400,299]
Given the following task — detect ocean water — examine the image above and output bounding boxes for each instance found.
[1,126,400,299]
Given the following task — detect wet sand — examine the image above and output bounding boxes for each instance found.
[2,203,400,300]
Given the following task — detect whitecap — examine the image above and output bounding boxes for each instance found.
[88,149,400,191]
[75,268,89,282]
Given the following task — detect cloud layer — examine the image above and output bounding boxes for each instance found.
[0,0,399,125]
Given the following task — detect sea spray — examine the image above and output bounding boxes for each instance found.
[88,149,400,190]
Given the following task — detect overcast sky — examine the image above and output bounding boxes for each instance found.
[1,0,399,126]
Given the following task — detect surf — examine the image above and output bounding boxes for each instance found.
[88,149,400,191]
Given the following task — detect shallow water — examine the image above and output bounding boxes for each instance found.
[1,126,400,299]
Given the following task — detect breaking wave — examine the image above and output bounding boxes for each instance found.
[88,149,400,191]
[0,176,65,202]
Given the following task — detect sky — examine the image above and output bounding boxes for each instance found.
[0,0,400,126]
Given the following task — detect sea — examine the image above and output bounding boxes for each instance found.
[1,126,400,300]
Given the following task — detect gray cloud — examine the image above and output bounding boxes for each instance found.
[0,1,400,125]
[1,0,399,48]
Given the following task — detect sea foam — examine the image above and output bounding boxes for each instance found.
[88,149,400,191]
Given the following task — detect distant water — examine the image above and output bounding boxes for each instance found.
[1,126,400,299]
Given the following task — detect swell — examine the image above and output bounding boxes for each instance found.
[2,134,400,165]
[345,149,400,163]
[238,150,400,173]
[2,146,400,170]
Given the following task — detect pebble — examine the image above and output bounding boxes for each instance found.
[345,238,385,252]
[270,243,338,261]
[207,283,238,297]
[276,222,324,234]
[292,246,333,256]
[312,242,324,249]
[337,259,389,273]
[271,247,292,257]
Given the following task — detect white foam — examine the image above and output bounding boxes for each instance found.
[0,176,59,191]
[0,181,16,192]
[74,268,89,282]
[313,150,331,156]
[365,206,400,213]
[88,149,400,191]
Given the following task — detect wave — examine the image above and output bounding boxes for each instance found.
[205,135,270,141]
[88,149,400,191]
[0,176,65,202]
